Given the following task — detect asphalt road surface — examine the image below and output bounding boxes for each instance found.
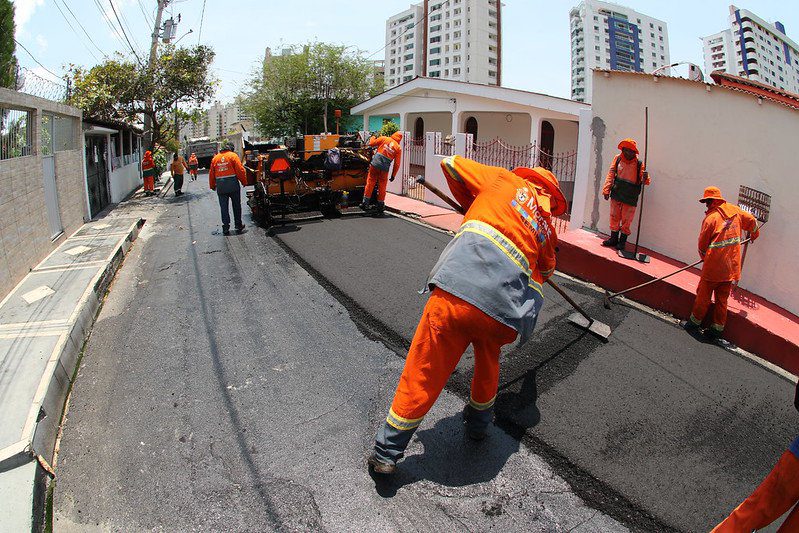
[53,178,796,532]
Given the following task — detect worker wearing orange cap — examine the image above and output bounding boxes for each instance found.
[141,150,156,196]
[712,381,799,532]
[368,155,563,475]
[361,131,403,214]
[188,153,199,181]
[684,186,759,340]
[601,138,650,252]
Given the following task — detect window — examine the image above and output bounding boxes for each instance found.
[431,25,441,32]
[429,70,440,77]
[404,53,413,61]
[404,64,413,71]
[430,36,441,43]
[429,59,440,66]
[430,46,441,54]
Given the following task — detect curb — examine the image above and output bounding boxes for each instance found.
[0,218,144,532]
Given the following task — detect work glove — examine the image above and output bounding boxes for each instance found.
[603,194,609,201]
[389,176,395,182]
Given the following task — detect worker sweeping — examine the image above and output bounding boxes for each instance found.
[368,155,564,475]
[711,381,799,532]
[683,186,759,340]
[209,142,247,235]
[188,152,199,181]
[601,138,650,252]
[142,150,156,196]
[360,131,403,214]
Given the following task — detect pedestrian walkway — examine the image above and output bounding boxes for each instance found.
[385,192,799,377]
[0,217,142,531]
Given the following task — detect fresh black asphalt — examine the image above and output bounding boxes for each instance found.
[52,180,796,532]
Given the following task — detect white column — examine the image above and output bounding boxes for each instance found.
[362,115,370,132]
[454,132,469,156]
[569,108,593,231]
[529,114,542,146]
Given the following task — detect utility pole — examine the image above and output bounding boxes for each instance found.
[144,0,168,149]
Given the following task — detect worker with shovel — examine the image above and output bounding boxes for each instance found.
[360,131,403,214]
[684,186,759,340]
[368,155,565,475]
[601,138,650,252]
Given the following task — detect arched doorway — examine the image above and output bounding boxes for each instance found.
[539,120,554,169]
[465,116,478,143]
[414,117,424,142]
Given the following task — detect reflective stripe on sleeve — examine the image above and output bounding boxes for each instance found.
[708,236,741,249]
[441,156,463,182]
[386,408,424,431]
[456,220,544,298]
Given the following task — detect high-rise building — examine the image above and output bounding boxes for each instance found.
[384,0,502,88]
[569,1,670,102]
[702,5,799,94]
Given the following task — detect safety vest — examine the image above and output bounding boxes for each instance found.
[610,156,644,206]
[142,158,156,178]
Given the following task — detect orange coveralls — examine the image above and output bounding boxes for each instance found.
[208,150,246,189]
[373,155,557,465]
[141,152,156,193]
[689,200,758,333]
[602,153,649,235]
[188,154,199,178]
[364,132,402,204]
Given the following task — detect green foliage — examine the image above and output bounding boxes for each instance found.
[0,0,17,89]
[153,149,167,177]
[242,43,383,137]
[379,121,399,138]
[68,45,217,149]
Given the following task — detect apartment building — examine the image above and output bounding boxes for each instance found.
[180,101,252,143]
[384,0,502,88]
[702,5,799,94]
[569,0,670,102]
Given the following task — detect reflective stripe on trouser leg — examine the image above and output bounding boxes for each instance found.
[466,332,516,432]
[711,449,799,532]
[691,278,714,326]
[710,281,733,331]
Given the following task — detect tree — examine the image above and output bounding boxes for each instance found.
[243,43,383,137]
[68,45,216,150]
[0,0,17,89]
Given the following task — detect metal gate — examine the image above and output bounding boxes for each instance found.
[41,113,63,238]
[401,135,426,202]
[85,135,110,217]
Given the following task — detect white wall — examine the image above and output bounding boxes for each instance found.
[582,70,799,313]
[407,112,453,136]
[460,112,532,145]
[109,164,141,203]
[550,119,579,155]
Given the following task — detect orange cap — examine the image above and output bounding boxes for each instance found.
[700,186,725,203]
[511,167,568,217]
[618,138,639,154]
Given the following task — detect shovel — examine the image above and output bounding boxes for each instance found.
[416,176,612,341]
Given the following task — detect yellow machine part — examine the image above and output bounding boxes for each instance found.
[303,134,340,160]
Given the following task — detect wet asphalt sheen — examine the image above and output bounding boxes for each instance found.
[52,182,796,532]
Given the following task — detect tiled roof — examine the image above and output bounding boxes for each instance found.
[710,71,799,110]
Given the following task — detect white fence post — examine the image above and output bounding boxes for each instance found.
[454,133,468,156]
[569,108,593,231]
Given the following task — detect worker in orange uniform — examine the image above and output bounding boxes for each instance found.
[368,155,564,475]
[141,150,156,196]
[712,381,799,532]
[601,138,650,252]
[683,186,759,340]
[209,142,247,235]
[188,152,199,181]
[360,131,403,214]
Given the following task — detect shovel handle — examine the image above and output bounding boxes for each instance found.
[546,278,591,322]
[416,177,466,214]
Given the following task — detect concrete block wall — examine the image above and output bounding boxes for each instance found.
[55,150,88,232]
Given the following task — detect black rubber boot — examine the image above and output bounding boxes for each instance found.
[222,224,230,235]
[616,233,628,251]
[374,201,385,214]
[602,231,619,247]
[359,198,371,211]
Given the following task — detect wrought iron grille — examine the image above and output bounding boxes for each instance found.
[737,186,771,223]
[0,107,32,160]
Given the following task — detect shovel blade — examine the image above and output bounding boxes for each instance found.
[568,312,612,341]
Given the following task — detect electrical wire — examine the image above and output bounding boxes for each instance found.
[116,1,145,57]
[59,0,108,59]
[137,0,154,26]
[12,38,62,79]
[197,0,207,44]
[51,0,101,62]
[91,0,132,58]
[107,0,144,64]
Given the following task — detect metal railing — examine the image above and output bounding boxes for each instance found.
[0,107,32,160]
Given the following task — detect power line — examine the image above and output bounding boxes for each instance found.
[59,0,108,59]
[91,0,132,58]
[13,38,62,79]
[116,1,145,56]
[137,0,154,26]
[51,0,101,62]
[108,0,144,63]
[197,0,207,45]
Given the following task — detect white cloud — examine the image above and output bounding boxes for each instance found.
[35,34,47,53]
[13,0,45,37]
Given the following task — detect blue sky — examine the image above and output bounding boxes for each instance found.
[12,1,799,104]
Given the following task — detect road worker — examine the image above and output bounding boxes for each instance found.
[209,142,247,235]
[368,155,564,475]
[360,131,403,213]
[188,152,199,181]
[712,381,799,532]
[142,150,156,196]
[170,153,188,196]
[683,186,759,340]
[601,138,650,252]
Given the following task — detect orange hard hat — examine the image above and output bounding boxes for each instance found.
[511,167,567,217]
[700,186,725,203]
[618,138,639,154]
[144,150,152,157]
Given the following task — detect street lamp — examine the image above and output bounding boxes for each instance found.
[173,29,194,46]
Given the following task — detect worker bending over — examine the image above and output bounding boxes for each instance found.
[712,381,799,532]
[368,155,564,475]
[209,142,247,235]
[601,138,650,252]
[360,131,403,214]
[142,150,156,196]
[684,186,759,340]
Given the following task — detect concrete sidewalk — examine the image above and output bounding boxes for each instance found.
[0,216,143,531]
[385,192,799,377]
